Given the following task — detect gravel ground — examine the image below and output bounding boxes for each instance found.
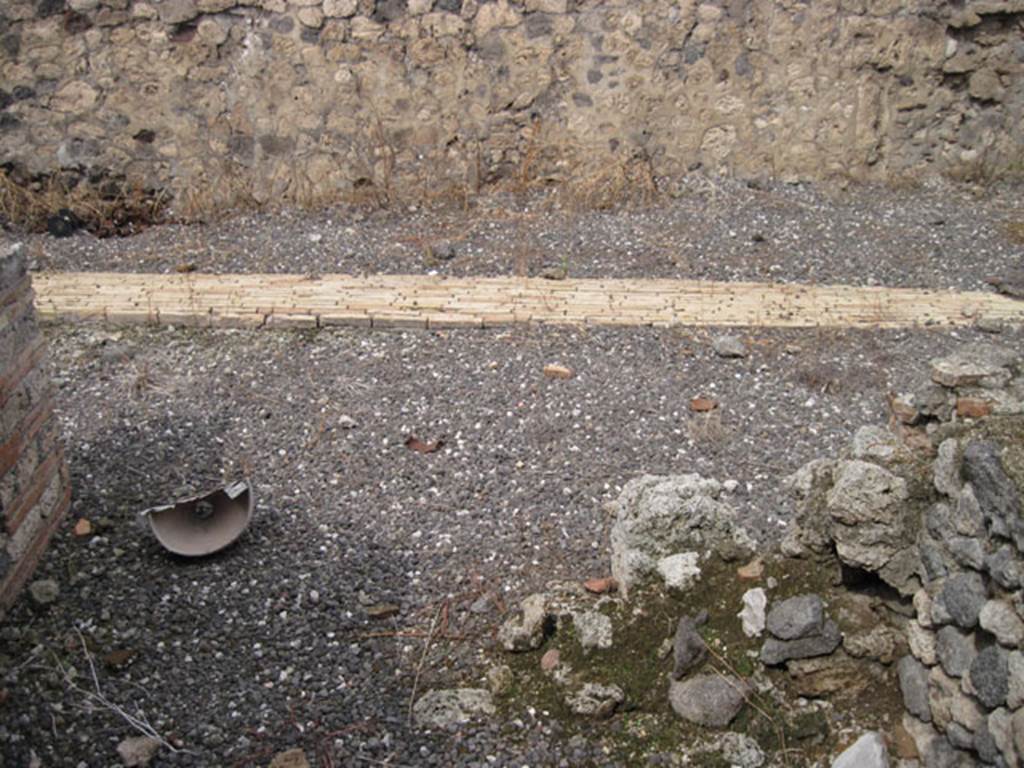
[3,317,1023,767]
[20,178,1024,291]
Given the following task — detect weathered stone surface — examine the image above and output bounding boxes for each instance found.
[988,708,1018,768]
[928,665,960,730]
[831,731,888,768]
[980,599,1024,647]
[117,736,161,767]
[497,593,550,651]
[934,439,961,498]
[930,346,1017,389]
[656,552,702,591]
[932,573,987,629]
[765,594,825,640]
[668,674,748,728]
[572,610,613,651]
[1007,650,1024,710]
[898,655,931,722]
[28,578,59,606]
[970,646,1010,710]
[673,611,708,680]
[908,620,938,665]
[712,335,747,358]
[986,545,1023,590]
[565,683,624,718]
[760,620,842,666]
[844,625,901,664]
[609,475,753,596]
[852,425,899,462]
[963,441,1024,550]
[412,689,495,728]
[486,664,513,695]
[935,626,977,678]
[825,460,909,572]
[787,652,875,697]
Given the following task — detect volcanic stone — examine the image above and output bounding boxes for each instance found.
[765,594,825,640]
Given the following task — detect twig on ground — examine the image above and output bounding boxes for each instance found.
[704,644,790,767]
[53,630,192,755]
[406,601,446,724]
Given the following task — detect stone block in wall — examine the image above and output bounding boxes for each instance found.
[0,243,71,618]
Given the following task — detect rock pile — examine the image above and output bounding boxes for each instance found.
[785,344,1024,767]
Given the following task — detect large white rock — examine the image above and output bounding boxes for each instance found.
[738,588,767,638]
[609,475,754,597]
[831,731,889,768]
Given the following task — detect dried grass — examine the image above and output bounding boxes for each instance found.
[0,168,169,236]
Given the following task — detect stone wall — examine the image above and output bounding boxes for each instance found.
[1,0,1023,209]
[0,244,71,617]
[784,344,1024,766]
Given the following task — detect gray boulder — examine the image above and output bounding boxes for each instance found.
[609,475,754,597]
[831,731,889,768]
[760,620,841,666]
[765,594,825,640]
[668,674,748,728]
[412,689,496,728]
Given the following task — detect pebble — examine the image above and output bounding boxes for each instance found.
[712,335,747,358]
[28,579,59,606]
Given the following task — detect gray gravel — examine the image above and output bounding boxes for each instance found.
[2,318,1022,767]
[22,178,1024,291]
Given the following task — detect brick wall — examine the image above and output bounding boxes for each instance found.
[0,243,70,617]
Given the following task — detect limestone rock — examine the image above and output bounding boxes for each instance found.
[565,682,623,718]
[843,625,901,664]
[656,552,702,590]
[668,674,748,728]
[712,334,747,358]
[117,736,161,767]
[831,731,888,768]
[412,689,495,728]
[787,652,875,698]
[572,610,613,651]
[907,620,938,665]
[933,438,961,498]
[980,600,1024,647]
[852,425,899,462]
[738,588,766,638]
[929,346,1017,389]
[609,474,754,597]
[486,664,513,695]
[497,593,551,651]
[825,460,909,572]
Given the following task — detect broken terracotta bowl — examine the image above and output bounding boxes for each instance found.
[140,480,253,557]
